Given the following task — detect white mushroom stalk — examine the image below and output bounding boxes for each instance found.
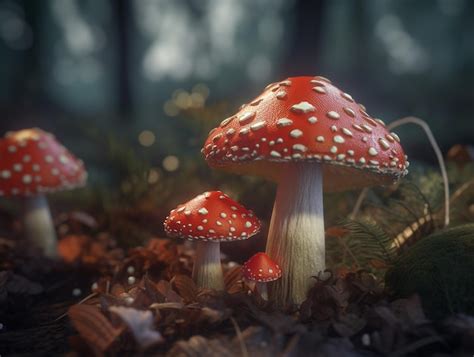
[193,241,224,290]
[22,194,58,258]
[265,162,325,306]
[256,282,269,300]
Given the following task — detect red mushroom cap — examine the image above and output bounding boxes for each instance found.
[242,252,282,282]
[0,128,87,197]
[202,76,408,191]
[164,191,260,242]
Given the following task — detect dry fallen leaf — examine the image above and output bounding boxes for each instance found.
[171,274,197,302]
[68,304,124,352]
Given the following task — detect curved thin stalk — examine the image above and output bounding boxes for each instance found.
[350,116,450,227]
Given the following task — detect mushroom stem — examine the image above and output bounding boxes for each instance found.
[22,194,58,258]
[266,162,325,307]
[193,241,224,290]
[256,282,268,300]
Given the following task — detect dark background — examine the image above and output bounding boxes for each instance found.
[0,0,473,205]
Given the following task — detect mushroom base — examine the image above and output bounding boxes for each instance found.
[256,282,268,300]
[193,241,224,290]
[22,194,58,258]
[266,162,325,307]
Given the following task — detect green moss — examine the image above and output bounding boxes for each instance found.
[386,224,474,319]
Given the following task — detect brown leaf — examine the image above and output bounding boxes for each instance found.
[58,235,88,263]
[224,266,243,292]
[156,280,183,303]
[68,304,124,352]
[171,274,197,302]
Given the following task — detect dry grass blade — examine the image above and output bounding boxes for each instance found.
[149,302,184,310]
[229,316,249,357]
[171,274,197,302]
[68,304,123,352]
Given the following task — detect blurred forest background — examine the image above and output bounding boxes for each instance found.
[0,0,473,253]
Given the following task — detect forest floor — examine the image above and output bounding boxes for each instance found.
[0,231,473,357]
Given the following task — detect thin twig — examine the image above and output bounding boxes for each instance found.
[350,187,369,220]
[229,316,249,357]
[53,292,98,322]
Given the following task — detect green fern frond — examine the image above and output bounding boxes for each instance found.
[339,219,396,268]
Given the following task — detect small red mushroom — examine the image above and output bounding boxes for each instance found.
[164,191,260,290]
[202,76,408,307]
[242,252,281,300]
[0,128,87,257]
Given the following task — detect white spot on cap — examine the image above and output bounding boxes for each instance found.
[359,157,366,164]
[293,144,307,152]
[391,132,400,142]
[239,111,256,124]
[226,128,236,136]
[327,111,340,120]
[341,92,354,102]
[45,155,54,163]
[276,118,293,127]
[270,150,281,158]
[307,116,317,124]
[8,145,16,153]
[198,208,208,215]
[245,221,252,228]
[331,125,337,132]
[250,121,266,131]
[290,129,303,138]
[316,136,325,142]
[368,147,378,156]
[361,124,372,133]
[275,90,287,99]
[342,128,353,137]
[312,86,326,94]
[239,127,250,136]
[379,138,390,150]
[347,150,354,156]
[197,225,204,231]
[291,101,315,114]
[13,164,22,172]
[220,117,232,127]
[220,212,227,218]
[1,170,11,179]
[22,175,32,184]
[330,146,338,153]
[343,107,355,117]
[333,135,345,144]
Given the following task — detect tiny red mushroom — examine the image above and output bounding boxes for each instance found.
[0,128,87,257]
[242,252,281,300]
[202,76,408,307]
[164,191,260,290]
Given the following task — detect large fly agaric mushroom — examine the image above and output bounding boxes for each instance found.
[0,128,87,258]
[242,252,281,300]
[164,191,260,290]
[202,76,408,307]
